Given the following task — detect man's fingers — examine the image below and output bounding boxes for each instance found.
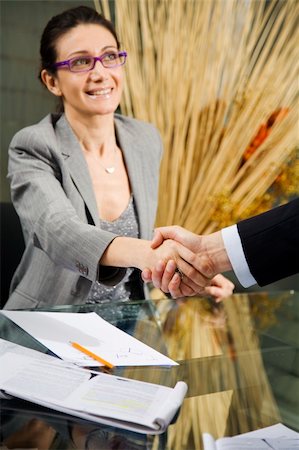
[176,244,215,280]
[178,274,206,293]
[205,274,235,302]
[179,282,198,297]
[167,274,199,298]
[141,267,152,282]
[204,285,229,302]
[168,278,198,298]
[176,257,211,289]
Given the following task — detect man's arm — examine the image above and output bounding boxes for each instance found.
[142,198,299,289]
[234,198,299,286]
[221,225,256,287]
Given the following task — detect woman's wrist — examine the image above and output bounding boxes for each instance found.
[100,237,152,270]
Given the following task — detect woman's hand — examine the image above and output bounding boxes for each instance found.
[142,261,234,301]
[141,239,213,296]
[101,236,213,295]
[141,226,234,300]
[142,259,197,297]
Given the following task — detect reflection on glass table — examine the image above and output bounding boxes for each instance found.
[0,291,298,450]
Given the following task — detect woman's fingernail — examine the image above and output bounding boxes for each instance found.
[173,273,181,283]
[166,260,175,272]
[157,260,164,271]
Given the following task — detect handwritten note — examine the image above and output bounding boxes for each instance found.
[0,311,178,367]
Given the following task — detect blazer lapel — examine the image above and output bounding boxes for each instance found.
[115,118,152,240]
[55,115,100,226]
[55,114,153,237]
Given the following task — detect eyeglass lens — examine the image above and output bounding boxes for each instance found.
[70,52,126,72]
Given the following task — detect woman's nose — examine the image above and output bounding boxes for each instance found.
[89,60,107,79]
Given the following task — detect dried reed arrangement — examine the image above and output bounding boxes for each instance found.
[92,1,294,447]
[95,0,298,233]
[120,296,280,449]
[156,296,280,449]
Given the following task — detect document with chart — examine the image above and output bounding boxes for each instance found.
[202,423,299,449]
[0,310,177,367]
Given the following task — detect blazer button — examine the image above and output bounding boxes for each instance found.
[75,261,89,276]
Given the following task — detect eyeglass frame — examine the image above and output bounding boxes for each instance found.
[52,51,127,73]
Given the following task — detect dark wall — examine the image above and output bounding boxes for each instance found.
[1,1,297,292]
[0,0,94,201]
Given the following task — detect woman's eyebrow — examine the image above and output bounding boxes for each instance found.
[67,46,118,58]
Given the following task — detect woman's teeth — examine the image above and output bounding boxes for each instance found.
[88,88,112,97]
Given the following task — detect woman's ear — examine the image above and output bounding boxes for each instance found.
[40,69,62,97]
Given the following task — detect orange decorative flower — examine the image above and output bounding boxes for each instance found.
[243,108,289,161]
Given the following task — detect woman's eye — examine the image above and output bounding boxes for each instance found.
[103,53,118,61]
[73,57,91,66]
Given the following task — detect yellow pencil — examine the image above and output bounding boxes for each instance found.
[70,341,114,369]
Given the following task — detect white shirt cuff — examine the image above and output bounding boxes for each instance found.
[221,225,257,287]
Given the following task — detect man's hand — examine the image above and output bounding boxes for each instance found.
[142,238,214,296]
[142,259,234,301]
[142,225,233,300]
[151,226,204,253]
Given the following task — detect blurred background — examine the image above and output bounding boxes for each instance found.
[0,3,298,446]
[0,0,298,292]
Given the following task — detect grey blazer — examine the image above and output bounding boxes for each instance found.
[5,113,163,309]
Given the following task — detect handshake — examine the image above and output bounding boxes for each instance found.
[142,226,235,302]
[141,199,299,300]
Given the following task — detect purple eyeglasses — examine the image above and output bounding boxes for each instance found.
[53,51,127,73]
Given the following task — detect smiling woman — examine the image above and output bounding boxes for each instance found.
[4,6,234,310]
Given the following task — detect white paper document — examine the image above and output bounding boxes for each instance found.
[0,339,187,434]
[0,311,177,367]
[203,423,299,450]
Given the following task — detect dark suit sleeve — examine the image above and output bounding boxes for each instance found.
[237,198,299,286]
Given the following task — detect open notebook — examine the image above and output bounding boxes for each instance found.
[0,339,187,435]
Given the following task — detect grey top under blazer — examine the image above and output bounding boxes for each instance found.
[5,113,163,309]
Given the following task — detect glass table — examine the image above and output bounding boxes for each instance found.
[0,291,298,450]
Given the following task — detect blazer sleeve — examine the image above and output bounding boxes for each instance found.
[8,125,124,284]
[237,198,299,286]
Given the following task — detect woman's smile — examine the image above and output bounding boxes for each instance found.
[53,24,124,118]
[86,87,113,99]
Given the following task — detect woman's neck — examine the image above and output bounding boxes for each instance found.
[65,110,116,155]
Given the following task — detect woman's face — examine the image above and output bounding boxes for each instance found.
[50,23,124,119]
